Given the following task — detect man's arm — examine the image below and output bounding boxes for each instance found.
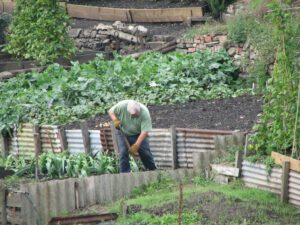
[108,111,121,129]
[108,111,118,121]
[135,132,148,147]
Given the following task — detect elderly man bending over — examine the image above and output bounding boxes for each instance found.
[108,100,157,173]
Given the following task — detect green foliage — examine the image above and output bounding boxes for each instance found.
[263,156,275,175]
[227,14,277,92]
[4,0,76,64]
[0,12,11,44]
[206,0,236,19]
[1,152,121,179]
[250,3,300,157]
[227,14,258,44]
[0,51,249,134]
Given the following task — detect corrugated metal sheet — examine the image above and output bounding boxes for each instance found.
[40,125,61,153]
[66,130,102,155]
[241,161,282,195]
[9,124,62,157]
[19,169,193,225]
[9,124,35,157]
[148,129,172,168]
[288,171,300,206]
[176,129,218,168]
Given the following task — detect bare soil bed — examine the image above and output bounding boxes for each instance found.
[66,95,262,132]
[69,0,204,9]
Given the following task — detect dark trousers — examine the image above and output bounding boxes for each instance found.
[116,130,157,173]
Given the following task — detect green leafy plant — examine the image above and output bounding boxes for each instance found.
[2,151,122,179]
[4,0,76,64]
[250,3,300,158]
[0,50,248,134]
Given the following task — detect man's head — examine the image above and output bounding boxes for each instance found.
[127,100,141,117]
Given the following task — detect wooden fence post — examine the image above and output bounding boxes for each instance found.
[80,121,91,155]
[170,125,178,170]
[0,181,6,225]
[235,151,243,169]
[58,126,68,152]
[0,134,9,157]
[281,161,290,203]
[33,125,41,180]
[110,122,120,157]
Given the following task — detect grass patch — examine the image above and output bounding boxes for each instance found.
[183,22,228,39]
[110,176,300,225]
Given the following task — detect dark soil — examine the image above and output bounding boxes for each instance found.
[69,0,204,9]
[71,19,188,37]
[70,0,204,37]
[127,191,300,225]
[65,95,262,132]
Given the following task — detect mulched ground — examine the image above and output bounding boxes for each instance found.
[65,95,263,132]
[69,0,204,9]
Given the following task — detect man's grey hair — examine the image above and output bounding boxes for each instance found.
[127,100,141,114]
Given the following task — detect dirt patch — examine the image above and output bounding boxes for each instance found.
[69,0,204,9]
[65,95,262,132]
[126,191,300,224]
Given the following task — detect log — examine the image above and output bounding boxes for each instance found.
[100,29,144,44]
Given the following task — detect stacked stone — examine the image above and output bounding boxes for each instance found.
[68,21,148,52]
[176,33,261,76]
[176,33,228,54]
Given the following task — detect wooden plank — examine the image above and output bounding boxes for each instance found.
[67,4,128,21]
[110,122,119,158]
[170,125,178,169]
[211,164,240,177]
[58,126,68,151]
[281,161,290,203]
[0,134,9,157]
[33,125,41,180]
[80,121,91,154]
[131,7,203,22]
[271,151,300,172]
[235,150,243,171]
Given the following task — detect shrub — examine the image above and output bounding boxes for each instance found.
[4,0,76,64]
[0,12,11,44]
[206,0,236,20]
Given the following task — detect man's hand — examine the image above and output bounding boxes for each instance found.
[129,144,139,156]
[113,118,121,129]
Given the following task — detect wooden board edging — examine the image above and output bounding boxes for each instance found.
[271,151,300,172]
[0,1,203,23]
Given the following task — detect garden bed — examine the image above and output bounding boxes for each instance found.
[66,95,262,131]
